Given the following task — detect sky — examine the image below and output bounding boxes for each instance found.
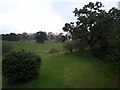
[0,0,119,34]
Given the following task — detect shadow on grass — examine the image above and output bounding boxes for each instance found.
[2,75,40,88]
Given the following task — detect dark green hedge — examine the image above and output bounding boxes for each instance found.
[2,50,41,83]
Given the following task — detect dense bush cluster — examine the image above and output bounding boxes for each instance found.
[63,40,74,53]
[2,50,41,83]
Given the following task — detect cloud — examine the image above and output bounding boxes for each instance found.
[0,8,64,34]
[0,0,65,34]
[0,0,119,34]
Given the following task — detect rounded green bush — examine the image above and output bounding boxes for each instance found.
[2,50,41,83]
[63,40,74,53]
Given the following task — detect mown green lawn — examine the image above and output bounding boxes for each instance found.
[2,40,63,52]
[2,40,116,88]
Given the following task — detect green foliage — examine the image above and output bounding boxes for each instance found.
[2,50,41,83]
[62,22,75,34]
[35,31,47,43]
[91,39,108,59]
[55,33,66,42]
[21,32,29,41]
[63,40,74,53]
[106,47,120,73]
[2,33,20,41]
[106,23,120,73]
[2,33,35,41]
[74,39,88,51]
[63,2,107,51]
[62,2,120,71]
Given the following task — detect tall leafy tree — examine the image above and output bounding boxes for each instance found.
[62,2,120,63]
[74,2,105,49]
[63,2,106,50]
[35,31,47,43]
[21,32,28,41]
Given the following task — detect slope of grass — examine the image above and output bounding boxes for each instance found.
[2,41,116,88]
[2,40,63,52]
[17,52,114,88]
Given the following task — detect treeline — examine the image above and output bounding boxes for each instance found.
[2,33,20,41]
[2,32,35,41]
[62,2,120,70]
[2,31,69,43]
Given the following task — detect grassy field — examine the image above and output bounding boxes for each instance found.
[2,40,116,88]
[3,40,63,52]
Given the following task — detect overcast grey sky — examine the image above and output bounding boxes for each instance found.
[0,0,119,34]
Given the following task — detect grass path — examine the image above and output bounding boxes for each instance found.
[3,52,115,88]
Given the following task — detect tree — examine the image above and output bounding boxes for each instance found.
[94,8,120,60]
[74,2,106,49]
[21,32,28,41]
[47,32,56,41]
[17,33,35,41]
[63,2,106,51]
[2,33,20,41]
[27,33,36,40]
[62,2,120,63]
[55,33,66,42]
[35,31,47,43]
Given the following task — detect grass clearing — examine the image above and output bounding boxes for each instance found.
[2,41,116,88]
[2,40,63,52]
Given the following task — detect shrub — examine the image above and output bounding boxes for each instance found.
[63,40,74,53]
[106,48,120,73]
[91,40,108,59]
[2,50,41,83]
[73,39,88,51]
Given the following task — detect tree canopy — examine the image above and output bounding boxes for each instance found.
[62,2,120,64]
[35,31,47,43]
[2,33,20,41]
